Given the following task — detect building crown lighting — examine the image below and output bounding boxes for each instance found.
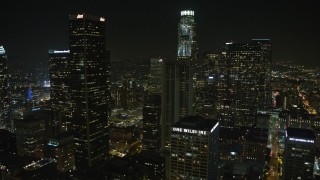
[181,10,194,16]
[0,46,5,54]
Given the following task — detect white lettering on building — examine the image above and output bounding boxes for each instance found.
[172,127,207,135]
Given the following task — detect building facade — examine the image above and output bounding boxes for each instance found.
[48,50,71,134]
[15,115,46,158]
[0,46,11,131]
[142,93,161,152]
[283,128,315,179]
[170,116,219,179]
[161,60,195,178]
[220,39,271,128]
[177,10,197,61]
[47,133,75,172]
[148,58,163,93]
[68,14,110,169]
[161,60,194,149]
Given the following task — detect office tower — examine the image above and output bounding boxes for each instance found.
[68,14,109,169]
[134,150,164,179]
[170,116,219,179]
[195,53,225,119]
[177,10,197,61]
[0,45,11,131]
[148,58,163,93]
[243,128,268,163]
[283,128,315,179]
[142,93,161,152]
[161,60,195,178]
[161,60,194,149]
[251,39,272,112]
[112,79,144,110]
[48,49,71,134]
[15,115,46,158]
[223,39,271,127]
[47,133,75,172]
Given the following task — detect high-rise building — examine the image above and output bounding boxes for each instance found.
[221,39,272,127]
[251,39,272,113]
[133,150,164,179]
[161,60,195,178]
[195,53,225,119]
[68,14,109,169]
[161,60,194,149]
[242,128,268,163]
[15,115,46,158]
[170,116,219,179]
[148,58,163,93]
[0,45,11,131]
[48,49,71,134]
[142,93,161,152]
[177,10,197,61]
[283,128,315,179]
[47,132,75,172]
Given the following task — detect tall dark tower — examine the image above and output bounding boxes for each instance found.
[142,93,161,152]
[161,60,195,179]
[68,14,109,169]
[48,50,71,134]
[283,128,315,179]
[177,10,197,61]
[222,39,272,127]
[0,45,11,131]
[251,39,272,113]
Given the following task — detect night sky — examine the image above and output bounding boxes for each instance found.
[0,0,319,66]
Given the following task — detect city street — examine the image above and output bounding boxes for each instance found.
[265,114,281,180]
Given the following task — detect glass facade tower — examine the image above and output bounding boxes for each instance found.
[219,39,272,127]
[177,10,197,61]
[48,50,71,134]
[0,46,11,131]
[161,60,195,178]
[68,14,109,169]
[283,128,315,179]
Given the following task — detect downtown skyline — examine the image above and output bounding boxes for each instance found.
[0,0,319,67]
[1,2,320,179]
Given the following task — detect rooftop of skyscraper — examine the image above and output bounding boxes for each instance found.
[286,127,315,140]
[173,115,218,131]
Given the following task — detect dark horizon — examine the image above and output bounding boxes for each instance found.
[0,0,319,67]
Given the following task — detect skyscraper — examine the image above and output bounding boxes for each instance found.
[148,58,163,93]
[177,10,197,61]
[47,132,75,172]
[142,93,161,152]
[0,45,10,131]
[68,14,109,169]
[48,49,71,134]
[15,115,46,158]
[283,128,315,179]
[251,39,272,113]
[161,60,195,178]
[170,116,219,179]
[220,39,272,127]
